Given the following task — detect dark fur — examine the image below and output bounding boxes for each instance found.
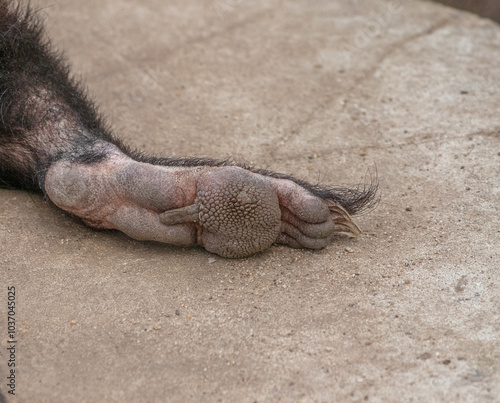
[0,3,377,215]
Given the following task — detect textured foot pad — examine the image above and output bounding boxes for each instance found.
[196,168,281,258]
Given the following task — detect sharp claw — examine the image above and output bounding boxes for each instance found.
[328,203,362,237]
[160,204,199,225]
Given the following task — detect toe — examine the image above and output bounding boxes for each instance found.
[276,233,302,248]
[281,207,336,238]
[280,222,330,249]
[269,178,330,223]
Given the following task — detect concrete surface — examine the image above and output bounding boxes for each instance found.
[1,0,499,402]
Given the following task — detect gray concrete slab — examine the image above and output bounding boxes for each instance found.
[1,0,499,401]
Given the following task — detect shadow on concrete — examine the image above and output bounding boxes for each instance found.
[432,0,500,23]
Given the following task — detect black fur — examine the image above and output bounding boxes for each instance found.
[0,2,377,215]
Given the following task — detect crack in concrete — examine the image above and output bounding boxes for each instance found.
[320,126,500,154]
[363,17,454,83]
[88,7,272,80]
[281,18,454,142]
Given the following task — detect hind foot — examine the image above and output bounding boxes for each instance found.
[44,153,360,258]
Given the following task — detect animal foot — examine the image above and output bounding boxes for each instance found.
[45,156,364,258]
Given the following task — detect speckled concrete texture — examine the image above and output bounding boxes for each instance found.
[1,0,499,402]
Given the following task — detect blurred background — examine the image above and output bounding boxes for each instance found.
[432,0,500,23]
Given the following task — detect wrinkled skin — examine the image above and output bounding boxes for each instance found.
[1,3,374,258]
[45,147,361,258]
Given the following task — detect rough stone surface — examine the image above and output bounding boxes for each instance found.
[1,0,499,402]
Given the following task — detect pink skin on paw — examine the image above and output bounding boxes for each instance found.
[44,154,360,258]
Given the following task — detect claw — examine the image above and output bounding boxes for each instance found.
[328,203,362,237]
